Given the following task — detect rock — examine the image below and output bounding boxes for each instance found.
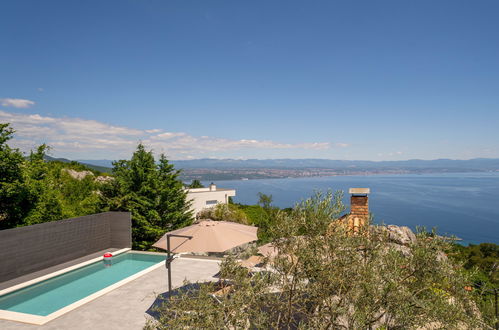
[382,225,417,245]
[95,176,113,183]
[63,169,94,180]
[387,242,412,256]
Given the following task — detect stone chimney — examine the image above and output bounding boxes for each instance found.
[209,183,217,191]
[348,188,370,233]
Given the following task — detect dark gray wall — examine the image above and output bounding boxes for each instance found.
[0,212,131,284]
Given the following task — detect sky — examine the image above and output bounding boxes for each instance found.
[1,0,498,161]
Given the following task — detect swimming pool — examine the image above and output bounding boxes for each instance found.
[0,251,165,324]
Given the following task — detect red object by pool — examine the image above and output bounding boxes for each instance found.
[103,253,113,261]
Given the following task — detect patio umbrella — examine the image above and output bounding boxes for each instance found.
[153,220,258,253]
[153,220,258,298]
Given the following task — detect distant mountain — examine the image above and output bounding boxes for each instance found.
[167,158,499,171]
[76,157,499,171]
[44,155,75,164]
[76,159,115,168]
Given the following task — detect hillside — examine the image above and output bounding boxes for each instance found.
[45,156,113,173]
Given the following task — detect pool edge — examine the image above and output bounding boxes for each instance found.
[0,249,166,325]
[0,248,131,296]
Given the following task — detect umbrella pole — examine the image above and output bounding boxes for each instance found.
[165,234,192,299]
[167,235,172,298]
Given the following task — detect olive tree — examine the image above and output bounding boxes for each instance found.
[148,191,483,329]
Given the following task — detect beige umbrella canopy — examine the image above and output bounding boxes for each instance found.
[153,220,258,253]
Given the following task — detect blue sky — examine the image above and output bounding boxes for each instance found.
[1,0,498,160]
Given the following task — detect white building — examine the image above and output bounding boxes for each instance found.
[186,183,236,217]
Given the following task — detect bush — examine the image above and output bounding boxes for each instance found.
[150,191,484,329]
[197,203,249,224]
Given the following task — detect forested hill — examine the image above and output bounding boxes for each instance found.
[45,156,112,173]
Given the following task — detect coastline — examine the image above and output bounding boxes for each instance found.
[205,173,499,245]
[181,169,499,182]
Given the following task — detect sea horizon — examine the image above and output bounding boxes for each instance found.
[208,172,499,245]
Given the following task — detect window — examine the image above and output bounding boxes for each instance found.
[206,200,218,205]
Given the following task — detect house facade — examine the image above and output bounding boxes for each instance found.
[186,183,236,217]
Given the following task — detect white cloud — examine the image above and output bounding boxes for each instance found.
[0,110,347,159]
[0,98,35,108]
[145,128,162,134]
[152,132,187,140]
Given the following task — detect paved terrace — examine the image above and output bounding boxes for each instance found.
[0,257,220,330]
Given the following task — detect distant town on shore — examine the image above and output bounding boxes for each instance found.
[59,157,499,181]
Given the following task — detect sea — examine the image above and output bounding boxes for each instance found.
[212,173,499,245]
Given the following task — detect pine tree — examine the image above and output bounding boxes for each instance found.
[188,179,204,188]
[157,154,192,230]
[22,144,65,225]
[104,144,192,250]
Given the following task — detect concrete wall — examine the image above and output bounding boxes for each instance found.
[186,187,236,216]
[0,212,131,284]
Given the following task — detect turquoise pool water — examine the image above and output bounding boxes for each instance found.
[0,252,165,316]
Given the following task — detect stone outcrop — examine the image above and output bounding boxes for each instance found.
[380,225,417,245]
[95,175,113,183]
[63,169,94,180]
[62,168,113,183]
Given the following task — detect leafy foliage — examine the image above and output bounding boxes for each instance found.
[0,123,29,228]
[448,242,498,326]
[0,124,105,228]
[235,192,280,242]
[196,192,281,231]
[197,203,249,224]
[187,179,204,188]
[1,124,192,252]
[450,243,498,286]
[101,144,193,250]
[150,191,483,329]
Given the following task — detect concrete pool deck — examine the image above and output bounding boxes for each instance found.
[0,257,221,330]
